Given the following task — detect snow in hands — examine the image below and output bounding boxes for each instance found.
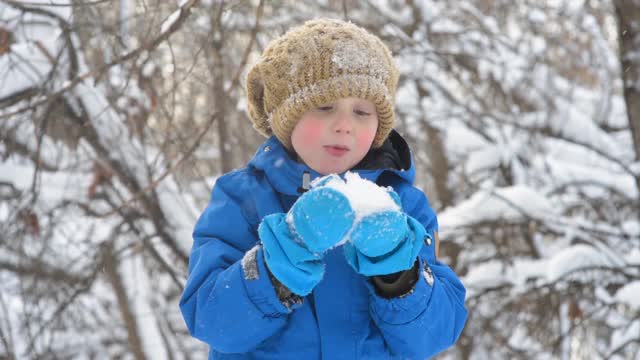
[308,172,401,247]
[317,172,400,218]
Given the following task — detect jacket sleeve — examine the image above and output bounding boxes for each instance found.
[367,184,467,359]
[179,173,299,354]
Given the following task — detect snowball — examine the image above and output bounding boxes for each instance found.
[314,172,400,221]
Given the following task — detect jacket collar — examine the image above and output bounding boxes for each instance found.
[248,130,415,196]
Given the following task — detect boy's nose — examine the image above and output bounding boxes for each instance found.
[332,112,354,134]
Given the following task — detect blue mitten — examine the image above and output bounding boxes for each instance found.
[343,190,425,276]
[259,177,355,295]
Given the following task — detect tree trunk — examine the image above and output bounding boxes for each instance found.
[210,4,233,174]
[213,47,232,173]
[417,82,454,209]
[103,245,147,360]
[614,0,640,161]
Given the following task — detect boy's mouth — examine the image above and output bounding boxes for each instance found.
[324,145,350,156]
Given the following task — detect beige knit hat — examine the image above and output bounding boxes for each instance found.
[246,18,399,150]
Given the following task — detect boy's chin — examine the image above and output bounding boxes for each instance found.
[314,163,353,175]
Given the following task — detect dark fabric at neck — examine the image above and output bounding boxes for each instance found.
[353,130,410,171]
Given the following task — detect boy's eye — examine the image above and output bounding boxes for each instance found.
[354,109,371,116]
[317,105,334,111]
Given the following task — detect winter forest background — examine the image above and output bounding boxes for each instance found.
[1,0,639,359]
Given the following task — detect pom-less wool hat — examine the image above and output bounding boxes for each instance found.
[246,18,400,150]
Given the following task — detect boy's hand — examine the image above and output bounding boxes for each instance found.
[259,177,355,296]
[343,190,425,276]
[288,180,355,253]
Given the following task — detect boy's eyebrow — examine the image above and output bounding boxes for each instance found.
[354,101,375,109]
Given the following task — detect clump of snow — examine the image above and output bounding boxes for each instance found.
[430,17,464,33]
[442,123,488,156]
[546,244,618,282]
[161,8,181,34]
[463,256,552,297]
[528,8,547,23]
[615,281,640,310]
[0,159,91,206]
[462,260,509,290]
[510,257,549,288]
[546,156,639,199]
[438,185,555,231]
[157,181,200,255]
[464,243,632,299]
[70,82,149,187]
[622,221,640,239]
[609,319,640,355]
[314,172,400,221]
[465,144,510,176]
[625,247,640,265]
[0,42,54,98]
[17,0,73,20]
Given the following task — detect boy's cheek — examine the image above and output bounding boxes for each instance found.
[356,129,377,150]
[297,121,324,142]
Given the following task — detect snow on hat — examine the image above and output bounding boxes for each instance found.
[245,18,399,150]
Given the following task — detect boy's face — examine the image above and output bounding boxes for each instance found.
[291,97,378,175]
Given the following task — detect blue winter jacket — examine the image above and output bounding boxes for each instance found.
[180,132,467,359]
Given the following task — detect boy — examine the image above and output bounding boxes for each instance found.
[180,18,467,359]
